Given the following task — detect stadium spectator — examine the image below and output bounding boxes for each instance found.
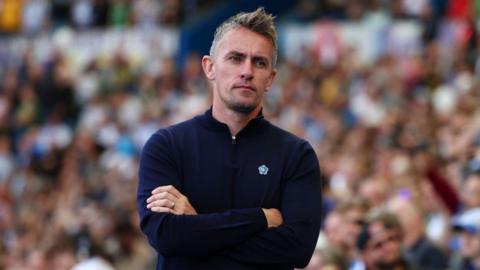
[356,210,422,270]
[387,194,449,269]
[449,208,480,270]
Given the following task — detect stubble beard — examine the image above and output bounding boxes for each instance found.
[227,101,257,114]
[222,91,259,115]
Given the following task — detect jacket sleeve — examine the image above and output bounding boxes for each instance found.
[137,131,267,257]
[223,141,322,268]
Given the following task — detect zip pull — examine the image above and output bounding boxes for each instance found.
[231,135,236,144]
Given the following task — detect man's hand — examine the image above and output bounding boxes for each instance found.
[146,185,198,215]
[262,208,283,228]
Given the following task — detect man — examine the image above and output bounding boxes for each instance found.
[460,172,480,210]
[137,7,322,270]
[356,210,422,270]
[387,195,448,269]
[323,199,368,270]
[449,208,480,270]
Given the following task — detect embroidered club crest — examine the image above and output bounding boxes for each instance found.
[258,165,269,175]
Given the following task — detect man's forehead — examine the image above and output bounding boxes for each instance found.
[216,28,274,56]
[224,49,270,59]
[222,26,270,41]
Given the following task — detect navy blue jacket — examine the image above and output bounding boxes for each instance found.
[137,108,322,270]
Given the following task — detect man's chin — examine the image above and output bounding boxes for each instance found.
[228,103,257,115]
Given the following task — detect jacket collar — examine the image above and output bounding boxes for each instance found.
[198,107,267,135]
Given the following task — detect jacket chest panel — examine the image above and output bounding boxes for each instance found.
[180,134,283,213]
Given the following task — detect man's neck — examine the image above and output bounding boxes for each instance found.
[212,104,261,136]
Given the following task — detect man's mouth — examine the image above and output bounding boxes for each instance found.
[233,85,256,92]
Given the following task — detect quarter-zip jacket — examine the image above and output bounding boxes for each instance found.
[137,108,322,270]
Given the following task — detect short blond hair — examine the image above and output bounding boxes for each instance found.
[209,7,278,66]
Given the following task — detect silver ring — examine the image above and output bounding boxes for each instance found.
[171,201,175,209]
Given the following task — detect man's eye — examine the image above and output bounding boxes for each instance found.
[229,55,242,62]
[255,60,267,68]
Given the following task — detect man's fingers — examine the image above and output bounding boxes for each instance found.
[146,192,176,204]
[151,185,169,194]
[150,206,175,213]
[147,185,197,216]
[146,198,172,209]
[262,208,283,228]
[151,185,183,198]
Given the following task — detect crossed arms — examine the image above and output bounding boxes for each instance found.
[146,185,283,228]
[137,132,322,268]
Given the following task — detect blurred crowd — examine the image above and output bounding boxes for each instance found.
[0,0,219,34]
[1,0,480,270]
[292,1,480,270]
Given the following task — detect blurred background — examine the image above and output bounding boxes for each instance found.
[1,0,480,269]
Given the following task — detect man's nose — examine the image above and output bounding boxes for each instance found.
[240,60,253,80]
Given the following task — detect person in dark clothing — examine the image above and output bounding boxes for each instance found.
[137,7,322,270]
[387,195,449,270]
[356,210,423,270]
[449,208,480,270]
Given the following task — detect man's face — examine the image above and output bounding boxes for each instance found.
[461,176,480,209]
[324,212,347,249]
[364,223,403,269]
[343,209,364,248]
[459,231,480,258]
[202,27,276,114]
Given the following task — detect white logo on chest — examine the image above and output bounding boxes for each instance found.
[258,165,269,175]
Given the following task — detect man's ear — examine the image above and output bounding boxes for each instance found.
[265,69,277,92]
[202,56,215,80]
